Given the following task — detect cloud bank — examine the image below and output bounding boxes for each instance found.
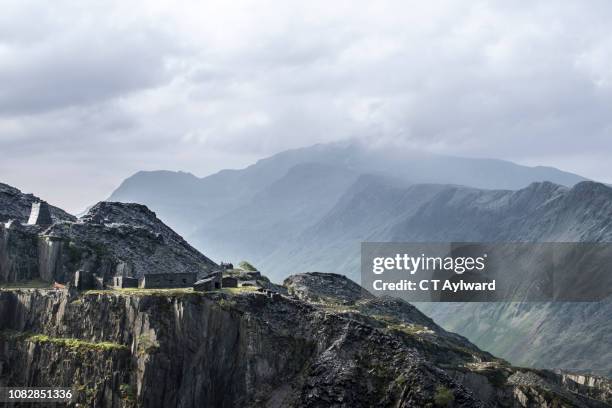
[1,0,612,212]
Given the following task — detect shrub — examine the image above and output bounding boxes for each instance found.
[137,334,159,356]
[238,261,257,271]
[119,384,136,402]
[434,385,454,407]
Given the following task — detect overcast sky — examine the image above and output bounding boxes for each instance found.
[2,0,612,213]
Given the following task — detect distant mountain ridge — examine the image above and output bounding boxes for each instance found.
[109,141,588,261]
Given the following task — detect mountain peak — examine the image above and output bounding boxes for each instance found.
[81,201,158,225]
[283,272,374,305]
[569,180,612,196]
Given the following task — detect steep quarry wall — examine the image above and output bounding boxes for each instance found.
[0,224,39,282]
[1,288,611,408]
[0,289,315,407]
[38,235,65,282]
[0,224,69,284]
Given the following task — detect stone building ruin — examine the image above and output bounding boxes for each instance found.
[221,276,238,288]
[139,272,198,289]
[193,272,222,291]
[112,275,139,288]
[74,269,104,290]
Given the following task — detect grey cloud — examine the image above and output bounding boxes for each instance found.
[2,0,612,212]
[0,3,180,115]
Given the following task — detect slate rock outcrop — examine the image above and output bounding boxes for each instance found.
[0,181,217,285]
[0,182,75,224]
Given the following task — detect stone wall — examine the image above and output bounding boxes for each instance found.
[139,272,197,289]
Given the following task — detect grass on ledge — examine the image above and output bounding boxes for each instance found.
[219,286,259,295]
[83,287,197,297]
[83,285,260,297]
[0,330,128,352]
[0,279,51,289]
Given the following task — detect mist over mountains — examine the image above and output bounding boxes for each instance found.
[110,141,587,271]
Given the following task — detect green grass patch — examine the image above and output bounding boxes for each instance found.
[0,330,128,352]
[137,334,159,356]
[0,279,51,289]
[220,286,259,295]
[84,287,197,297]
[238,261,258,271]
[369,315,433,336]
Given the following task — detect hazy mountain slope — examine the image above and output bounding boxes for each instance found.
[108,141,587,260]
[191,162,360,262]
[388,181,612,243]
[420,301,612,377]
[259,178,557,279]
[264,179,612,278]
[259,176,452,279]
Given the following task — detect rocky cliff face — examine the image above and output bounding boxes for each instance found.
[0,273,610,407]
[0,182,75,224]
[0,184,217,285]
[0,222,39,282]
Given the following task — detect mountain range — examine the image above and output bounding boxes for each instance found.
[106,142,611,378]
[109,141,588,275]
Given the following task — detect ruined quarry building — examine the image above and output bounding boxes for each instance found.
[193,272,222,292]
[27,201,53,226]
[221,276,238,288]
[74,270,104,290]
[112,275,139,288]
[139,272,198,289]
